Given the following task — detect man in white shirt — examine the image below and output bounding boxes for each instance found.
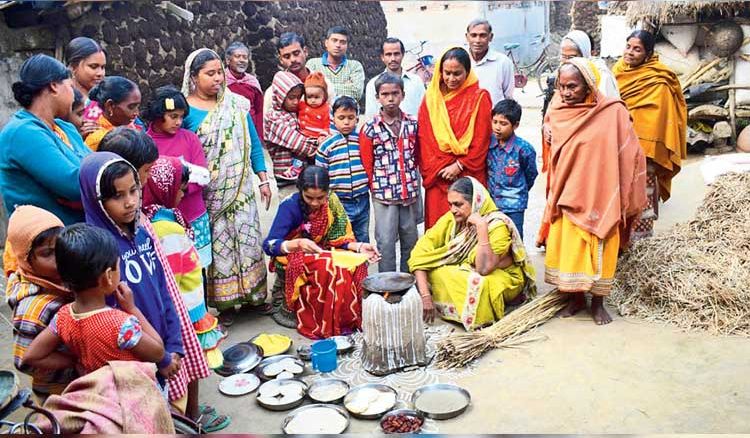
[364,37,426,118]
[465,18,515,105]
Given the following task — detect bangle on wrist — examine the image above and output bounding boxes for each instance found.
[281,241,289,254]
[258,180,270,187]
[478,241,490,247]
[455,160,464,171]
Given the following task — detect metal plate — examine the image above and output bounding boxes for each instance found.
[256,355,306,381]
[256,379,308,411]
[361,272,416,294]
[411,383,471,420]
[331,335,355,355]
[281,403,350,434]
[380,408,425,434]
[215,342,263,377]
[218,373,261,396]
[343,383,398,420]
[307,378,350,404]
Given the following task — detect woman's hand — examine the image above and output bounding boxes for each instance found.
[358,243,381,263]
[80,121,99,137]
[543,123,552,145]
[466,213,487,229]
[290,238,323,254]
[421,293,436,324]
[438,162,462,181]
[259,184,272,210]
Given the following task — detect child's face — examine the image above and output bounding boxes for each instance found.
[138,162,155,187]
[304,86,326,108]
[68,104,85,130]
[377,83,404,114]
[103,171,140,228]
[283,86,304,112]
[29,234,61,283]
[333,108,358,136]
[156,109,185,135]
[491,114,517,142]
[103,263,121,295]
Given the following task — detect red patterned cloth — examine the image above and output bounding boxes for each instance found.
[142,219,210,401]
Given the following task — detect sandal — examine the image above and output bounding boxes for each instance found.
[199,404,216,416]
[242,302,275,315]
[218,311,235,327]
[197,409,231,433]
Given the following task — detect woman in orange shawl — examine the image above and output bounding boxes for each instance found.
[612,30,687,239]
[417,47,492,228]
[538,58,647,325]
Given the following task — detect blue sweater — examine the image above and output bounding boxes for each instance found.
[0,110,90,224]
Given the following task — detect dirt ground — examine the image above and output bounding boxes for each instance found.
[2,85,750,433]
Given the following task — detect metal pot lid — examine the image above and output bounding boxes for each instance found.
[216,342,263,376]
[362,272,415,294]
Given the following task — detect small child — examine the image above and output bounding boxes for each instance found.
[143,86,212,267]
[62,88,86,135]
[282,72,332,181]
[360,73,420,273]
[487,99,538,240]
[22,223,165,377]
[315,96,370,243]
[142,156,226,369]
[6,205,77,397]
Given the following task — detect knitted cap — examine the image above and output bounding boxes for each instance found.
[304,71,328,98]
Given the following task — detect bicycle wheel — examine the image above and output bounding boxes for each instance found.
[536,60,557,93]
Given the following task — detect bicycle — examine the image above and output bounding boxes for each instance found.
[504,33,558,92]
[405,40,435,86]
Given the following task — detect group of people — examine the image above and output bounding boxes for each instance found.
[0,14,686,432]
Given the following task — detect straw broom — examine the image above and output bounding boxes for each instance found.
[435,290,568,369]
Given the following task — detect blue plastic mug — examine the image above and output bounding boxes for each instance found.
[311,339,337,373]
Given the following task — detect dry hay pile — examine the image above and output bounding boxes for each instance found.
[610,173,750,336]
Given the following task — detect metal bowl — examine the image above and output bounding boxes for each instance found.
[256,379,308,411]
[362,272,415,294]
[215,342,263,377]
[412,383,471,420]
[343,383,398,420]
[380,409,425,434]
[256,354,306,381]
[281,403,350,434]
[0,370,19,412]
[331,335,356,355]
[296,344,312,361]
[307,378,350,404]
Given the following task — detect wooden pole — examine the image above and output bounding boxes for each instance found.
[729,58,738,146]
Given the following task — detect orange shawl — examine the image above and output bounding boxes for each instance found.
[612,55,686,201]
[538,90,647,245]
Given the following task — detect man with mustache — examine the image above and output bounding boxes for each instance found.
[225,41,265,141]
[306,26,365,101]
[465,18,515,105]
[364,37,426,118]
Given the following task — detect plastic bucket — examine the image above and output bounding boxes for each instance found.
[311,339,337,372]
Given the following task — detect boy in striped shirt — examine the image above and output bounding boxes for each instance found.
[315,96,370,242]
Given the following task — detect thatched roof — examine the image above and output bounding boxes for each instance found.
[618,1,750,26]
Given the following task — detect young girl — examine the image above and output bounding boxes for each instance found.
[63,89,86,136]
[143,86,212,267]
[23,223,165,377]
[5,205,77,398]
[84,76,142,151]
[78,152,184,386]
[142,156,225,369]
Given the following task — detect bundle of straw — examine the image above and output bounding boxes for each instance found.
[610,173,750,336]
[435,291,568,369]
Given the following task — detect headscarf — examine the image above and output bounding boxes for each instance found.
[563,30,592,58]
[264,71,305,142]
[224,67,262,94]
[142,156,193,239]
[540,59,647,245]
[424,48,484,156]
[7,205,68,294]
[181,48,251,216]
[612,54,687,201]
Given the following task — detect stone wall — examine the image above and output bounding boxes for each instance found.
[0,1,388,125]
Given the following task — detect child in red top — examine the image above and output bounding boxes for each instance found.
[23,224,165,377]
[281,72,331,181]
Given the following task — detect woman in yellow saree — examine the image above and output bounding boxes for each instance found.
[408,176,536,330]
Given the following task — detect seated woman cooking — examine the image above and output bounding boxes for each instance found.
[262,165,380,339]
[408,177,536,330]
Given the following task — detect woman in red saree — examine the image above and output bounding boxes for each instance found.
[417,47,493,228]
[262,166,380,339]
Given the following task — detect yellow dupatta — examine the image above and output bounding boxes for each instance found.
[425,49,484,156]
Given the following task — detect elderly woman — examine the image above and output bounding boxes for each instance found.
[181,48,272,326]
[0,54,90,225]
[263,166,380,339]
[612,30,687,239]
[417,47,492,228]
[539,58,647,325]
[408,177,535,330]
